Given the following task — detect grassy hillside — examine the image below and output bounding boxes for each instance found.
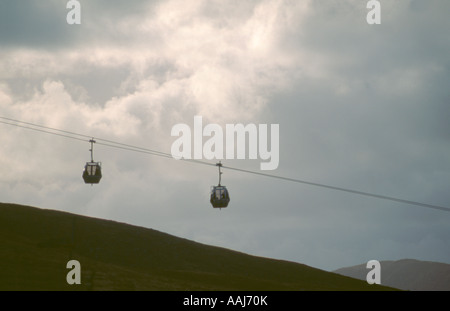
[0,203,397,291]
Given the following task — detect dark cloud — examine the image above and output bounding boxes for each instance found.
[0,1,75,48]
[0,0,159,49]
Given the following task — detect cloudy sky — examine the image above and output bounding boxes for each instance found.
[0,0,449,272]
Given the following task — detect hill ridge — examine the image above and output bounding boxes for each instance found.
[334,259,450,291]
[0,202,396,291]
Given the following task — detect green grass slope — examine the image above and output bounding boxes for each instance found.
[0,203,397,291]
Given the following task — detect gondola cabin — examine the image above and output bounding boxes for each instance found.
[82,161,102,184]
[210,185,230,209]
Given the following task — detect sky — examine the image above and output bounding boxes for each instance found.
[0,0,449,272]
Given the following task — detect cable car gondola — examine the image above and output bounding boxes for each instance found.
[210,162,230,209]
[82,139,102,184]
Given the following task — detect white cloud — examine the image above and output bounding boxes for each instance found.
[1,0,316,124]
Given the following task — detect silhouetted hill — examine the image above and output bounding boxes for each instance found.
[334,259,450,291]
[0,202,397,291]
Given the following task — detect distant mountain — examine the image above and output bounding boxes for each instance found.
[334,259,450,291]
[0,202,397,291]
